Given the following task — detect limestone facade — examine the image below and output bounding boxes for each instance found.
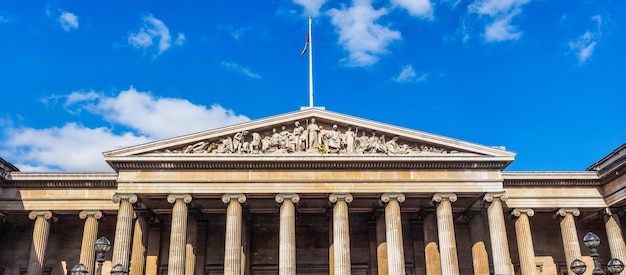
[1,109,625,275]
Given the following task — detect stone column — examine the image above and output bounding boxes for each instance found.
[422,211,441,275]
[381,193,406,275]
[512,209,537,275]
[222,194,247,275]
[79,210,103,275]
[130,212,150,275]
[167,194,193,275]
[329,193,353,275]
[186,214,198,275]
[145,223,162,275]
[484,192,514,275]
[112,193,138,270]
[432,193,459,275]
[275,194,300,275]
[556,208,581,275]
[376,210,388,275]
[603,208,626,263]
[27,211,53,275]
[467,212,489,275]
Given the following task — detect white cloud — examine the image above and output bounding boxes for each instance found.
[391,0,433,19]
[293,0,328,16]
[1,87,250,171]
[128,14,184,57]
[393,65,428,83]
[221,61,262,79]
[59,11,79,31]
[327,0,401,67]
[568,15,603,64]
[468,0,530,42]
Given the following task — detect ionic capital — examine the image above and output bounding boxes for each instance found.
[601,207,624,217]
[511,208,534,218]
[28,211,53,220]
[222,193,246,204]
[79,210,103,220]
[381,193,405,204]
[329,193,353,204]
[483,192,509,203]
[275,193,300,204]
[167,194,193,204]
[556,208,580,217]
[431,193,457,204]
[112,193,138,204]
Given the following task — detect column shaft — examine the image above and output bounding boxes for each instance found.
[484,193,514,275]
[432,193,459,275]
[112,193,138,270]
[27,211,53,275]
[376,211,388,275]
[130,212,150,275]
[512,209,537,275]
[276,194,300,275]
[167,194,192,275]
[557,208,581,275]
[80,211,102,275]
[604,209,626,263]
[223,194,246,275]
[330,193,353,275]
[423,213,441,275]
[383,193,406,275]
[468,213,490,275]
[186,215,198,275]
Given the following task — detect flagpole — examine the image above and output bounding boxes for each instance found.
[308,16,313,108]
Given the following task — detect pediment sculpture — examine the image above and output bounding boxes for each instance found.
[155,118,466,156]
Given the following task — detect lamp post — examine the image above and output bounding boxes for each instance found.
[70,263,88,275]
[570,232,625,275]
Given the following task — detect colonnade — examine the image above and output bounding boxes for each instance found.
[22,192,626,275]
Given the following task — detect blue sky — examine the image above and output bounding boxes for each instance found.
[0,0,624,172]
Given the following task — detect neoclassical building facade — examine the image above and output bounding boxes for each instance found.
[1,108,625,275]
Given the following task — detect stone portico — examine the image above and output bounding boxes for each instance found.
[1,108,625,275]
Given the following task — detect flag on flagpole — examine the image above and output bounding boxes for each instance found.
[300,33,309,57]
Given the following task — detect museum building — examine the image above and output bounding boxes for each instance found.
[1,108,625,275]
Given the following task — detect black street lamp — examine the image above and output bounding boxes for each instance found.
[70,263,88,275]
[570,232,625,275]
[110,263,128,275]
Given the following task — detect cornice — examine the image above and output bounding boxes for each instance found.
[503,171,600,187]
[0,172,117,189]
[109,159,511,170]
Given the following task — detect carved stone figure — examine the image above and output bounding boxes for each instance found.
[250,132,261,154]
[369,132,382,154]
[357,131,370,153]
[385,136,402,155]
[292,121,305,151]
[279,125,290,150]
[324,125,342,152]
[233,130,248,153]
[307,118,320,149]
[345,127,356,154]
[217,137,233,153]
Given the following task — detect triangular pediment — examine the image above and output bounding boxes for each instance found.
[104,108,515,170]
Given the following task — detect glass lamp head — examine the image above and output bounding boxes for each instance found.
[94,236,111,253]
[570,259,587,275]
[583,232,601,249]
[70,263,88,275]
[608,258,625,274]
[110,263,128,275]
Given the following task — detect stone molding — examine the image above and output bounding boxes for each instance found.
[381,193,406,203]
[329,193,353,204]
[432,193,457,204]
[28,211,53,220]
[167,194,193,204]
[222,194,247,204]
[511,208,534,218]
[79,210,103,220]
[275,194,300,204]
[112,193,138,204]
[556,208,580,217]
